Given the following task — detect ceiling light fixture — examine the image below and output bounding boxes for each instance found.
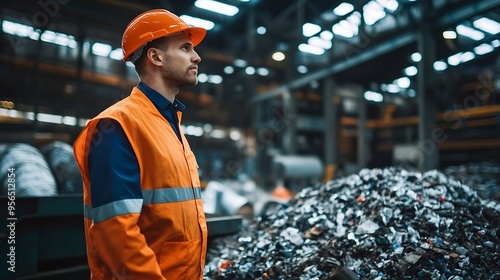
[363,1,386,26]
[194,0,239,16]
[333,2,354,16]
[410,52,422,62]
[474,43,494,55]
[456,24,484,41]
[473,17,500,35]
[180,15,215,30]
[272,52,286,61]
[404,66,418,76]
[442,30,457,39]
[298,43,325,55]
[308,36,332,49]
[433,61,447,71]
[302,22,321,37]
[364,91,383,102]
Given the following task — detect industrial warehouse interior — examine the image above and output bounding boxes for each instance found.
[0,0,499,279]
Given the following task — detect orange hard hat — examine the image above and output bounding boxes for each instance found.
[122,9,207,62]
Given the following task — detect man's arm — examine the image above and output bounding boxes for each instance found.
[88,119,165,279]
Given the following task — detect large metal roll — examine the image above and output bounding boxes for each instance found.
[0,143,57,196]
[39,141,83,194]
[272,155,324,180]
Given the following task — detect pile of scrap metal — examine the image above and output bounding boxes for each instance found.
[204,167,500,279]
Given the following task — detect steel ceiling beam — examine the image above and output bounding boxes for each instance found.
[435,0,500,28]
[252,31,415,102]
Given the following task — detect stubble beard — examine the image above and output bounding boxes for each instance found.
[163,66,198,87]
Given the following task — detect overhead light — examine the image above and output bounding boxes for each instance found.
[272,52,285,61]
[386,84,400,93]
[208,74,223,84]
[332,20,358,38]
[297,65,308,74]
[210,129,226,139]
[447,52,462,66]
[229,130,241,141]
[460,51,475,63]
[257,67,269,76]
[473,17,500,35]
[348,11,362,25]
[203,123,213,132]
[396,77,411,88]
[474,43,494,55]
[410,52,422,62]
[234,59,248,67]
[180,15,215,30]
[433,60,447,71]
[245,66,255,75]
[334,2,354,16]
[198,73,208,83]
[302,22,321,37]
[186,125,204,137]
[308,36,332,49]
[456,24,484,41]
[443,30,457,39]
[257,26,267,35]
[404,66,418,76]
[37,113,62,124]
[194,0,239,16]
[224,66,234,74]
[2,20,78,49]
[363,1,386,26]
[447,51,475,66]
[40,30,77,48]
[492,39,500,48]
[320,30,334,40]
[62,116,77,126]
[92,42,112,56]
[2,20,35,37]
[298,43,325,55]
[364,91,383,102]
[376,0,399,12]
[109,48,123,60]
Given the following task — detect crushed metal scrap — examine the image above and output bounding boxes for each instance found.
[443,161,500,201]
[204,167,500,280]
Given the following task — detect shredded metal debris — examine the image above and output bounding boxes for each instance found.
[204,167,500,280]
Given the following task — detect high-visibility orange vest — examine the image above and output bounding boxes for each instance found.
[74,87,207,280]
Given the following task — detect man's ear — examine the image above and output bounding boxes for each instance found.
[147,48,163,66]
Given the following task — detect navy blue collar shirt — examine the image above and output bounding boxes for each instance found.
[137,81,185,143]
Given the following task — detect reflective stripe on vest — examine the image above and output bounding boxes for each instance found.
[84,187,202,222]
[142,187,202,204]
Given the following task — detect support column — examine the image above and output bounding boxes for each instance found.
[417,0,439,171]
[282,90,297,154]
[323,78,339,181]
[356,86,368,171]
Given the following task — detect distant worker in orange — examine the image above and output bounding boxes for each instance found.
[74,9,207,279]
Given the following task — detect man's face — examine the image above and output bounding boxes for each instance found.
[159,32,201,87]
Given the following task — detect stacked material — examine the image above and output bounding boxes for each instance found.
[39,141,83,194]
[204,167,500,280]
[0,143,57,196]
[443,161,500,201]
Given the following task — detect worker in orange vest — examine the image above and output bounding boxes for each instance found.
[74,9,207,280]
